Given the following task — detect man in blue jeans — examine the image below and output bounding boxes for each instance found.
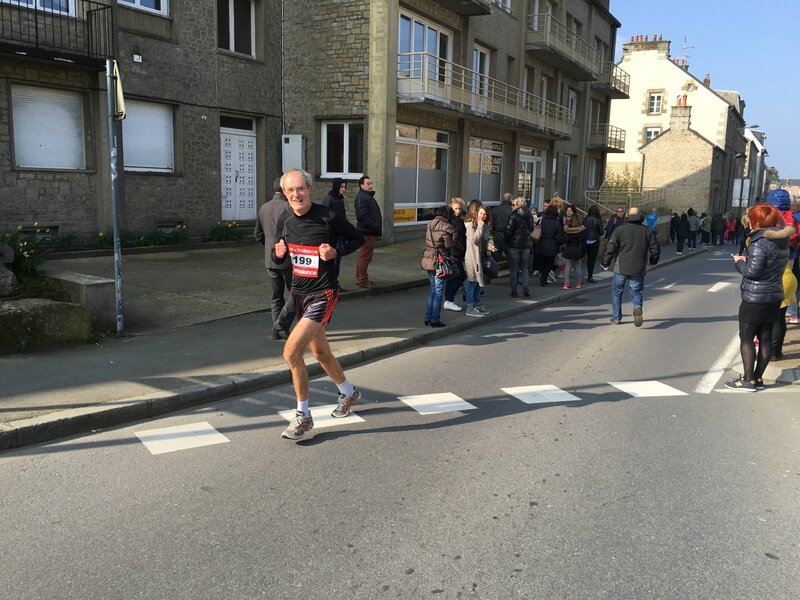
[601,206,661,327]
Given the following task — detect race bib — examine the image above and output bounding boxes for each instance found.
[287,243,320,278]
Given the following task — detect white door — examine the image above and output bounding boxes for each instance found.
[220,128,257,221]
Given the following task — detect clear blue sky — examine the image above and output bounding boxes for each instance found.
[613,0,799,179]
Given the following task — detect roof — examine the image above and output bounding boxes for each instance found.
[744,128,766,153]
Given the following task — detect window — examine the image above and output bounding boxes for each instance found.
[398,11,452,80]
[644,127,661,144]
[566,88,578,120]
[11,85,85,169]
[217,0,253,56]
[595,38,609,65]
[1,0,75,15]
[648,93,662,115]
[321,122,364,178]
[472,45,490,98]
[122,100,174,172]
[587,157,598,189]
[394,125,449,224]
[562,154,575,202]
[119,0,167,15]
[492,0,511,11]
[517,147,545,209]
[468,137,503,204]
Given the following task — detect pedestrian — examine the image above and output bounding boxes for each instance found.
[669,212,679,245]
[772,255,798,360]
[711,212,726,246]
[605,206,625,239]
[584,204,604,282]
[533,203,564,287]
[601,206,661,327]
[272,169,365,440]
[322,177,349,288]
[354,175,382,289]
[724,216,736,244]
[700,212,711,246]
[675,213,690,254]
[687,208,700,250]
[726,203,792,391]
[254,176,294,341]
[645,207,659,232]
[420,206,457,328]
[464,200,493,317]
[504,196,533,297]
[562,206,587,289]
[443,197,467,312]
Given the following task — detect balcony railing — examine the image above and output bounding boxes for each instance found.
[593,62,630,98]
[436,0,491,16]
[582,187,668,218]
[0,0,113,67]
[397,52,574,138]
[588,123,626,152]
[526,13,599,80]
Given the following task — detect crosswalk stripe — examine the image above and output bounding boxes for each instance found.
[608,380,688,397]
[707,282,731,292]
[397,392,476,415]
[135,421,230,455]
[501,385,581,405]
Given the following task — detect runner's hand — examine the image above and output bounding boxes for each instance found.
[319,243,337,261]
[274,239,287,259]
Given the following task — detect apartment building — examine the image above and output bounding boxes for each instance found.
[283,0,628,241]
[0,0,282,237]
[607,35,745,211]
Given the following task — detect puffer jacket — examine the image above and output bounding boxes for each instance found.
[534,213,564,257]
[736,226,793,304]
[584,214,604,242]
[504,207,534,249]
[420,215,456,272]
[562,224,587,259]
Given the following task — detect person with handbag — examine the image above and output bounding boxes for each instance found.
[562,206,587,289]
[504,196,534,297]
[584,204,605,282]
[420,206,456,328]
[533,203,564,287]
[464,200,494,317]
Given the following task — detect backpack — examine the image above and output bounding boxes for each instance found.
[778,209,800,255]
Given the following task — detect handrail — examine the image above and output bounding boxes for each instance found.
[526,13,599,75]
[397,51,575,137]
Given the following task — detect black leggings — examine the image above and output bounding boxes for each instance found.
[772,307,788,357]
[586,242,600,278]
[739,320,774,381]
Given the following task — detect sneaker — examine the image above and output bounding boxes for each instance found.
[575,282,584,289]
[563,283,571,290]
[586,277,595,283]
[676,251,682,255]
[477,304,490,314]
[754,379,765,391]
[789,316,799,325]
[633,307,643,328]
[610,319,621,325]
[509,290,518,298]
[466,306,485,318]
[724,378,757,392]
[443,300,462,312]
[332,390,361,418]
[548,272,557,283]
[281,411,314,440]
[429,322,446,328]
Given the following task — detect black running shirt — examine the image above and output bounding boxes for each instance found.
[274,203,364,295]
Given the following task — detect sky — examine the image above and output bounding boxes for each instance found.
[612,0,799,179]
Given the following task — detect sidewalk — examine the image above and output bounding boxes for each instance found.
[1,242,797,450]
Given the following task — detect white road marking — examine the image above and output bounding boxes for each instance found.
[695,334,741,394]
[278,404,364,428]
[707,282,732,292]
[659,281,679,289]
[608,381,688,397]
[398,392,476,415]
[502,385,581,405]
[135,421,230,455]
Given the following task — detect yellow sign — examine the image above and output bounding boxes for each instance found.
[393,208,416,223]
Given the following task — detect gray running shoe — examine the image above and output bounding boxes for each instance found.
[477,304,490,314]
[466,306,484,318]
[281,411,314,440]
[331,390,361,418]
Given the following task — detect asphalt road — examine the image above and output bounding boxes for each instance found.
[3,253,798,600]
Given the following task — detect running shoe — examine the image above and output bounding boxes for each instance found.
[633,307,643,328]
[331,390,361,418]
[281,411,314,440]
[477,305,490,314]
[753,379,765,391]
[563,283,570,290]
[724,378,756,392]
[443,301,462,312]
[466,306,484,318]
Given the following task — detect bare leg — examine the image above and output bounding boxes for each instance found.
[282,317,323,401]
[309,327,346,385]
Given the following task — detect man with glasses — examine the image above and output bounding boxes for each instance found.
[605,206,626,239]
[273,169,365,440]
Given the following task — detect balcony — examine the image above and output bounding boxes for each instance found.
[592,62,630,99]
[436,0,492,16]
[0,0,113,69]
[397,52,574,139]
[588,123,626,153]
[526,13,599,80]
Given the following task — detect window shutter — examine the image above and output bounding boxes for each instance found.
[123,100,174,172]
[11,85,85,169]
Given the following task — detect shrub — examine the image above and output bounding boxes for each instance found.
[209,221,244,241]
[3,227,48,276]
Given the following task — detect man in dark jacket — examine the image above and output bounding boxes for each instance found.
[354,175,382,288]
[605,206,626,239]
[491,193,514,262]
[322,178,349,287]
[602,206,661,327]
[254,176,294,340]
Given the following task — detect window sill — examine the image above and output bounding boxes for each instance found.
[217,48,260,63]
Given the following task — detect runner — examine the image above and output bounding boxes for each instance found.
[273,169,365,440]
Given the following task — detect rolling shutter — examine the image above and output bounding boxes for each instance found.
[123,100,174,172]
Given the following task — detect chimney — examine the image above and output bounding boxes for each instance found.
[670,103,692,131]
[703,73,711,87]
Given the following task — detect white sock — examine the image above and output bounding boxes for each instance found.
[336,380,355,397]
[297,400,309,416]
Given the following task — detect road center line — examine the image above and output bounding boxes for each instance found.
[707,282,732,293]
[695,334,741,394]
